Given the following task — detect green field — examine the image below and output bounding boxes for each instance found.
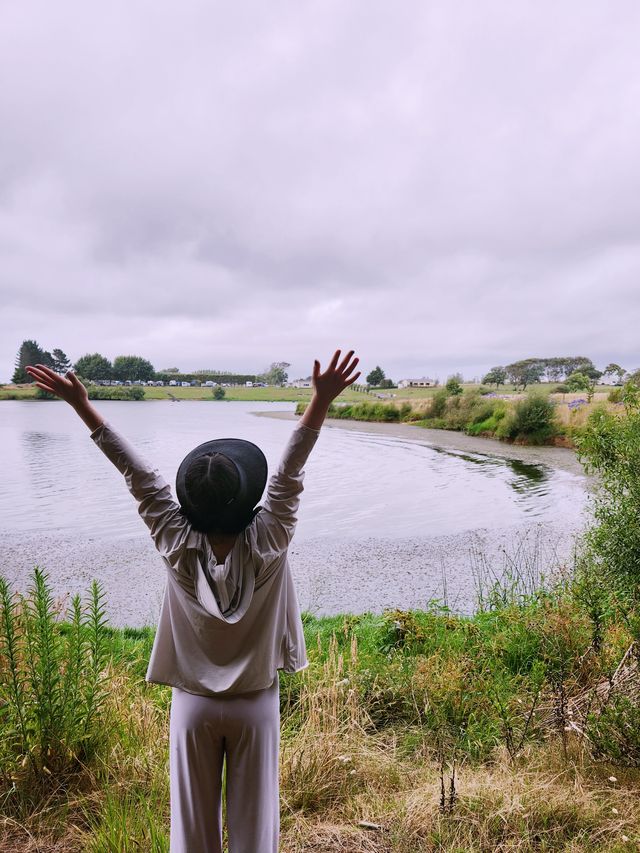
[0,383,372,403]
[0,382,616,405]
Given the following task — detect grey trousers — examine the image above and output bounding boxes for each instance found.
[169,677,280,853]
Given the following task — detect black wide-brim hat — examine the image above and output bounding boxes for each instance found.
[176,438,268,534]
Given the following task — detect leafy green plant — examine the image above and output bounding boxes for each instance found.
[87,387,145,401]
[0,568,111,804]
[429,388,450,418]
[575,384,640,616]
[503,393,558,444]
[587,695,640,766]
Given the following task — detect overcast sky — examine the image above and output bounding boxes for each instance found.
[1,1,639,383]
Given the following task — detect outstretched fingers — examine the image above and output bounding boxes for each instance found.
[26,366,54,385]
[337,349,354,372]
[342,355,359,378]
[328,349,341,371]
[26,365,70,396]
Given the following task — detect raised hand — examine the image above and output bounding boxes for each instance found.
[26,364,104,431]
[300,350,360,431]
[312,350,361,404]
[26,364,89,406]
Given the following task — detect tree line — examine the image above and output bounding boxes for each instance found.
[482,357,631,391]
[11,340,290,386]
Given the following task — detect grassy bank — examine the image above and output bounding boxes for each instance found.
[0,384,370,403]
[1,562,639,851]
[296,388,626,447]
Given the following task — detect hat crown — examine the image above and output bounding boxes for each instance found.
[176,438,268,534]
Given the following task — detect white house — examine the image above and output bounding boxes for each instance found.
[289,378,312,388]
[398,377,434,389]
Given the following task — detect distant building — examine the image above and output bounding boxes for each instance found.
[289,377,312,388]
[398,377,434,389]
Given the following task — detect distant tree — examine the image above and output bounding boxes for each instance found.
[566,371,591,392]
[366,366,386,387]
[445,376,463,396]
[51,348,72,374]
[563,356,597,379]
[161,367,180,374]
[12,340,51,383]
[379,378,395,389]
[505,359,545,390]
[112,355,155,382]
[73,353,113,380]
[544,358,566,383]
[262,362,290,386]
[213,385,226,400]
[482,366,507,388]
[604,363,626,383]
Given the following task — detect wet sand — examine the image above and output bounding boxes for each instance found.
[2,519,583,628]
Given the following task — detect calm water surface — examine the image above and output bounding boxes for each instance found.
[0,400,586,540]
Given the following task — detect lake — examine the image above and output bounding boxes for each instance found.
[0,400,589,624]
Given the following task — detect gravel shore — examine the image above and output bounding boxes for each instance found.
[2,521,582,627]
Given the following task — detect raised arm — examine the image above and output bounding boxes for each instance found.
[258,350,360,553]
[26,364,190,561]
[300,349,361,431]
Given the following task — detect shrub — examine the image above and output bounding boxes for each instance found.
[607,387,623,403]
[466,402,508,436]
[445,377,463,396]
[0,568,111,802]
[554,384,570,393]
[87,387,145,401]
[575,385,640,612]
[212,385,226,400]
[588,695,640,766]
[399,402,413,421]
[507,393,557,444]
[429,388,450,419]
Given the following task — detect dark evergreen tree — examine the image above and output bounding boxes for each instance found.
[12,339,46,383]
[51,348,71,374]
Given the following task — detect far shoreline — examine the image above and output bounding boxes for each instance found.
[254,409,587,477]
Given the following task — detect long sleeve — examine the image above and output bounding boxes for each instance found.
[91,422,192,563]
[256,423,320,553]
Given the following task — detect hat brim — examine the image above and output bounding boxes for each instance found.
[176,438,268,533]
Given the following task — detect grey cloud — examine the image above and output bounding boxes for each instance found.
[1,1,639,381]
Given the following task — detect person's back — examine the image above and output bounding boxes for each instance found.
[26,349,360,853]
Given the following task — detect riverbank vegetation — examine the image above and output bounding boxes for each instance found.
[296,383,635,447]
[1,387,639,851]
[1,559,639,851]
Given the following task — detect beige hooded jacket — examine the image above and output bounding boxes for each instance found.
[91,421,319,695]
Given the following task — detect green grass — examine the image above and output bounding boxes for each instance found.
[2,564,640,851]
[0,385,40,400]
[0,384,371,403]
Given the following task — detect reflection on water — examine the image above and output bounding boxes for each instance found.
[0,401,587,542]
[429,446,550,502]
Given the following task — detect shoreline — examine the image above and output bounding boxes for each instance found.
[255,409,586,477]
[1,522,583,628]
